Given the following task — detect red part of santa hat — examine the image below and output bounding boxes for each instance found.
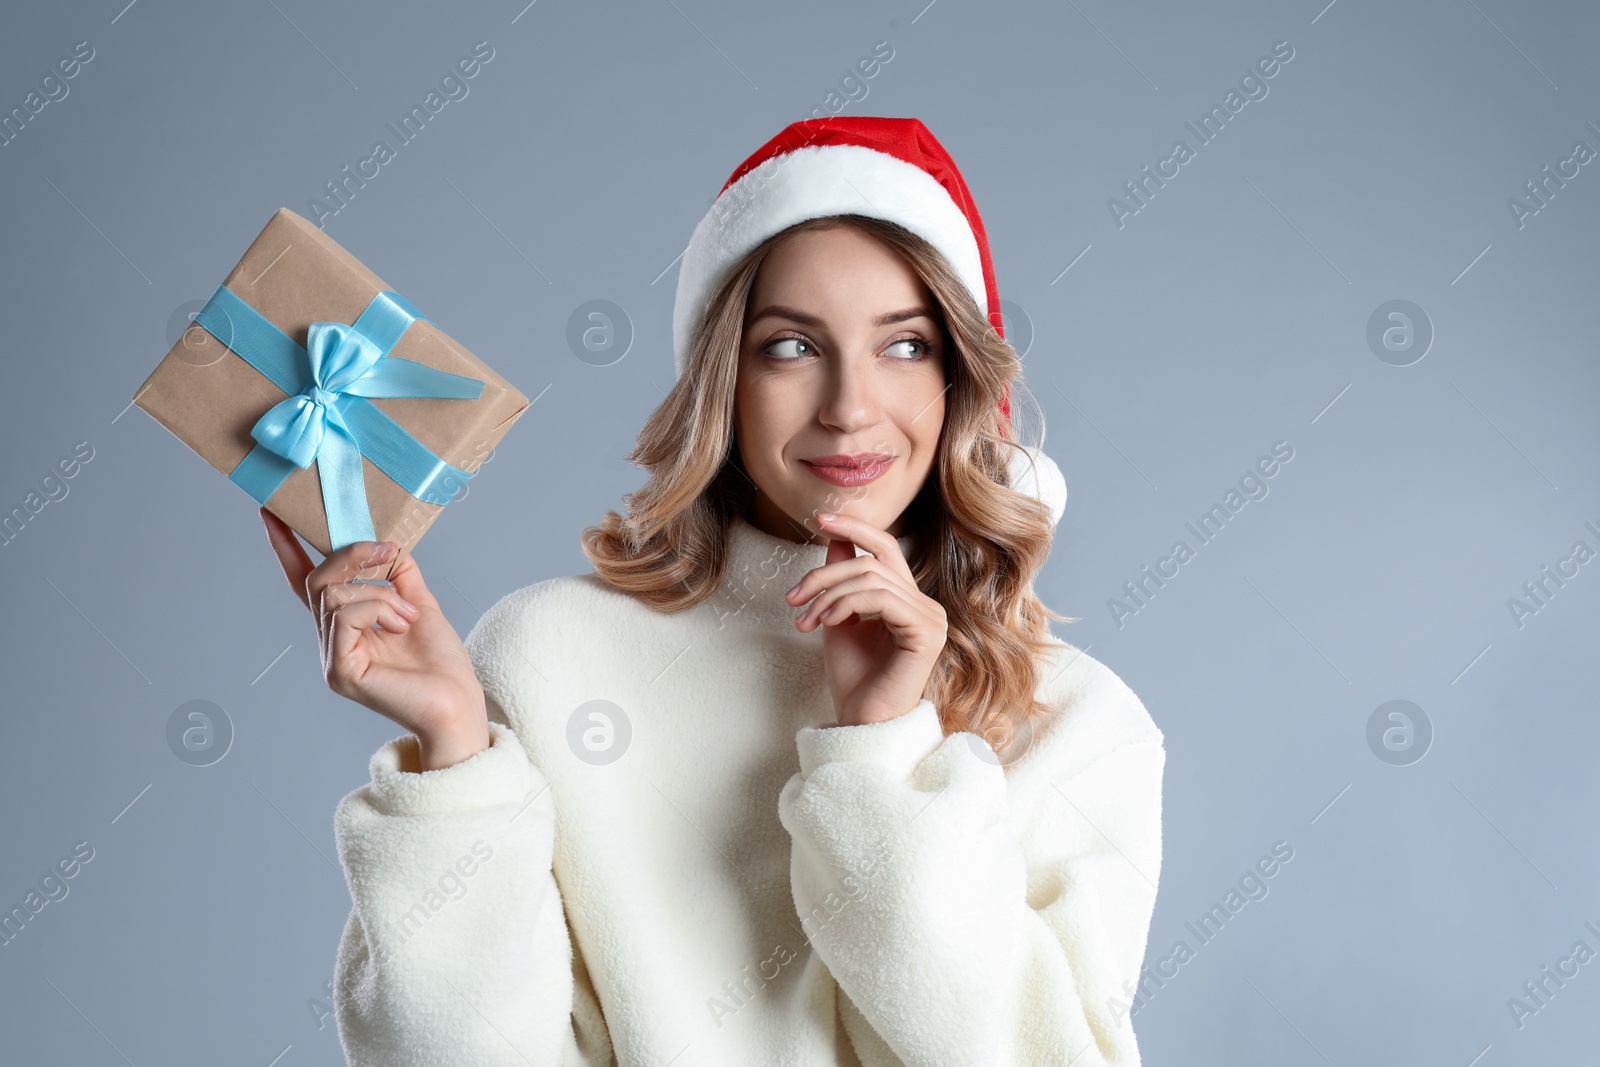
[672,116,1066,527]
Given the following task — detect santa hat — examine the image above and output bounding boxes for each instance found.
[672,115,1067,528]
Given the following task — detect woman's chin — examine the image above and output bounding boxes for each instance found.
[795,498,901,535]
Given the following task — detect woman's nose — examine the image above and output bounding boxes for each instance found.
[817,353,881,430]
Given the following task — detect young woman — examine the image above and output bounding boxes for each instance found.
[262,117,1165,1067]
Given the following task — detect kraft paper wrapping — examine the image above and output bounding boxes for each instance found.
[134,207,528,581]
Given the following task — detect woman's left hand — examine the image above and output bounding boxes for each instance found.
[785,512,948,727]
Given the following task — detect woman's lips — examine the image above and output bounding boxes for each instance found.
[801,457,894,486]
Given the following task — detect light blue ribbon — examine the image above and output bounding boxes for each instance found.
[193,283,485,551]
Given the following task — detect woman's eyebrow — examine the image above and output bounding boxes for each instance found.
[872,306,936,326]
[747,304,936,327]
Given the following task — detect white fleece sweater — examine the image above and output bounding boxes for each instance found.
[330,513,1165,1067]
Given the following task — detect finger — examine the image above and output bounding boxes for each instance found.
[786,554,878,608]
[262,508,316,612]
[384,552,442,613]
[825,533,855,567]
[328,599,411,682]
[306,539,398,618]
[798,579,897,630]
[319,581,421,622]
[810,587,943,654]
[316,579,419,653]
[805,587,902,630]
[788,549,920,610]
[816,512,918,587]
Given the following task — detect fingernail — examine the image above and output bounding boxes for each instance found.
[786,583,800,598]
[818,512,835,522]
[400,598,419,614]
[371,542,396,561]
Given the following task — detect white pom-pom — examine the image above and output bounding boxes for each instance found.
[1006,445,1067,528]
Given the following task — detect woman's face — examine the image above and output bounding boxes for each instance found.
[734,223,947,544]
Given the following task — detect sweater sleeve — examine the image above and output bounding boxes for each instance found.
[329,595,612,1067]
[776,691,1165,1067]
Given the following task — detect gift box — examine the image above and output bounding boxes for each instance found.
[134,207,528,582]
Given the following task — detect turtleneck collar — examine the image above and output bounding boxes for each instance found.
[709,513,919,635]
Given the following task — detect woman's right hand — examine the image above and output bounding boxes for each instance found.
[261,507,490,770]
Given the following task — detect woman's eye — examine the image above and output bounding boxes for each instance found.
[765,337,814,360]
[885,338,928,360]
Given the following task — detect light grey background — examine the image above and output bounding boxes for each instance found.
[2,0,1596,1063]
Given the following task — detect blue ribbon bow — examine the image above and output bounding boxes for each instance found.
[193,284,485,551]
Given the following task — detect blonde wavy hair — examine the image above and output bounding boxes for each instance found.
[580,214,1075,751]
